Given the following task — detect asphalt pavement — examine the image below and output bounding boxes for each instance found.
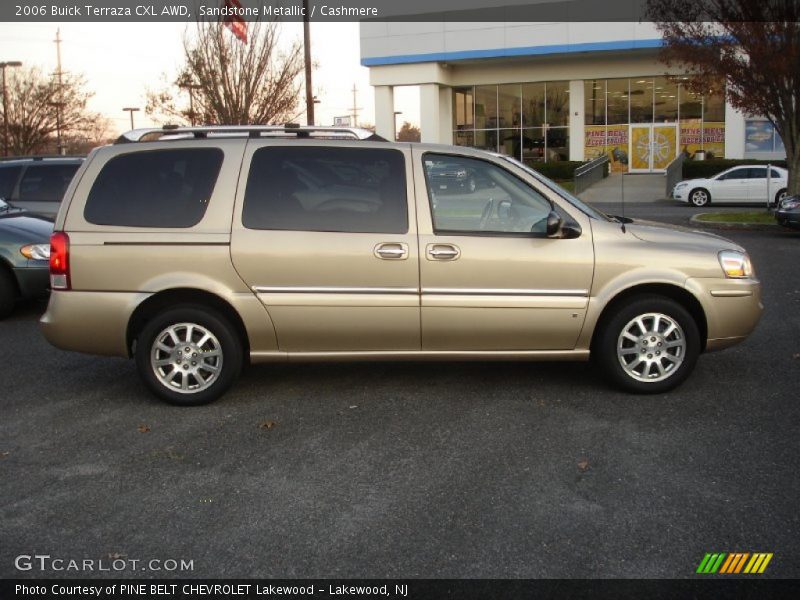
[1,204,799,580]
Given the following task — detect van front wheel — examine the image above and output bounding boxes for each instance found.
[595,296,700,394]
[135,306,242,406]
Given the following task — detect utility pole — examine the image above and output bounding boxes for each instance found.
[1,60,22,157]
[302,0,314,126]
[351,84,362,128]
[53,28,65,155]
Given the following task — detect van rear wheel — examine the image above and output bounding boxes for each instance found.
[135,306,242,405]
[595,295,700,394]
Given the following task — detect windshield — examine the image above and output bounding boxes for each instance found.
[495,154,611,222]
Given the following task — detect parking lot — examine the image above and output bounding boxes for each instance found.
[1,202,799,579]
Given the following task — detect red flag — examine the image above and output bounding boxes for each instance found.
[222,0,248,44]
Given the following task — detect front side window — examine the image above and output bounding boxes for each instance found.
[718,169,747,181]
[85,149,222,227]
[423,153,552,235]
[242,146,408,234]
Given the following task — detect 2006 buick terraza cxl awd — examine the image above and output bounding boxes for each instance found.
[41,125,762,405]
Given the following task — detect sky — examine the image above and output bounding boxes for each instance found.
[0,21,421,136]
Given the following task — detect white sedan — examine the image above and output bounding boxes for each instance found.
[673,165,788,207]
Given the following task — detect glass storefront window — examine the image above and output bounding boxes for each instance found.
[521,127,545,162]
[546,82,570,127]
[584,80,605,125]
[453,87,474,129]
[498,84,521,130]
[654,76,678,123]
[704,89,725,122]
[498,128,521,157]
[679,83,702,121]
[475,86,497,130]
[454,129,474,148]
[606,78,628,125]
[474,128,498,152]
[546,127,569,161]
[522,83,545,128]
[629,78,653,123]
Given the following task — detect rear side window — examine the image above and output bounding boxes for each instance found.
[242,146,408,234]
[84,149,223,227]
[0,166,22,198]
[746,168,767,179]
[18,164,79,202]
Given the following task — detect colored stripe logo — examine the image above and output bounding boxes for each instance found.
[696,552,773,574]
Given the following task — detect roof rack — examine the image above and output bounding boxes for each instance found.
[115,125,388,144]
[0,154,85,162]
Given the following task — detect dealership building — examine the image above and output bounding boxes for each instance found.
[360,21,786,172]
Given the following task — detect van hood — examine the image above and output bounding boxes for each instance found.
[624,218,743,251]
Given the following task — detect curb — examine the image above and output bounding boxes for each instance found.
[689,213,778,230]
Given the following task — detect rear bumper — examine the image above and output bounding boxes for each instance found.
[40,290,149,357]
[685,277,763,352]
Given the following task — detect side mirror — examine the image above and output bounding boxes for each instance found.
[497,200,512,220]
[544,210,563,237]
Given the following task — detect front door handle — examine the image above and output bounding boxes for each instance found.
[427,243,461,261]
[374,242,408,260]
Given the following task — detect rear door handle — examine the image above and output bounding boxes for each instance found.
[374,242,409,260]
[427,244,461,261]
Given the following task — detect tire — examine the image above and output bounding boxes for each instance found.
[134,305,242,406]
[689,188,710,207]
[0,267,17,320]
[774,188,787,208]
[594,295,700,394]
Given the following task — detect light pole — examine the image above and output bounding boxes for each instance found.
[393,111,402,141]
[122,107,140,130]
[177,78,201,126]
[1,61,22,157]
[302,0,314,125]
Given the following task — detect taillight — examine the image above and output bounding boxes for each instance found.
[49,231,70,290]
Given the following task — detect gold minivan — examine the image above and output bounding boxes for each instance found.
[41,126,762,405]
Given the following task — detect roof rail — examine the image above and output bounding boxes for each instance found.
[0,154,85,162]
[115,125,388,144]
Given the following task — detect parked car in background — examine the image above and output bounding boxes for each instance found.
[775,195,800,229]
[0,198,52,318]
[0,157,84,219]
[672,165,788,207]
[41,125,762,405]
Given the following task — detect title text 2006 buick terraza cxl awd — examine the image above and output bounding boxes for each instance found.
[40,125,762,405]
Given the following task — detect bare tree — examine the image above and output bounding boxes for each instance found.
[1,66,98,155]
[396,121,421,142]
[648,0,800,195]
[146,20,305,126]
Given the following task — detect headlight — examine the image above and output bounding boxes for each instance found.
[780,198,800,210]
[675,182,688,189]
[20,243,50,261]
[718,250,753,279]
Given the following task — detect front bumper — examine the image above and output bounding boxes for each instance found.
[13,265,50,299]
[672,187,689,201]
[685,276,763,352]
[775,209,800,227]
